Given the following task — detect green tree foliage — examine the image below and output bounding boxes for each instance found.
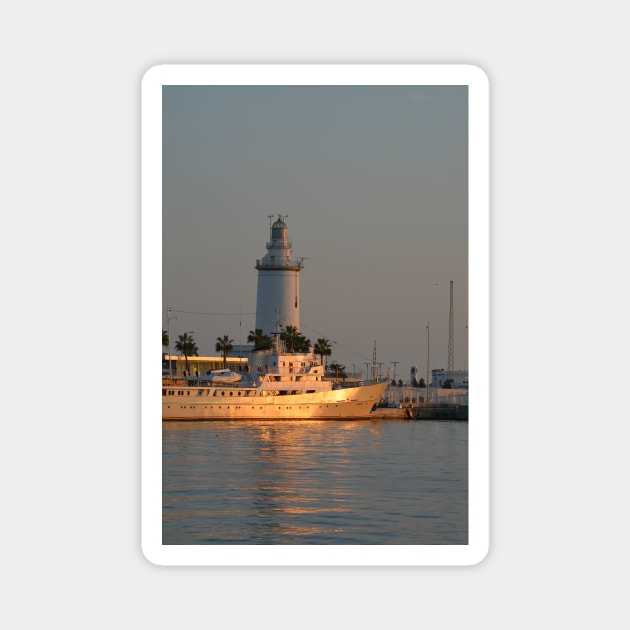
[247,329,272,351]
[328,361,347,380]
[175,332,198,373]
[281,325,311,353]
[215,335,234,368]
[313,337,332,369]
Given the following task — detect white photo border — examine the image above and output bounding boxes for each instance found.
[141,64,489,566]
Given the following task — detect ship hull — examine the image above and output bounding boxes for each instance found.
[162,381,388,421]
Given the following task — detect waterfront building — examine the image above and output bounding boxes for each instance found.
[430,368,469,389]
[162,354,247,378]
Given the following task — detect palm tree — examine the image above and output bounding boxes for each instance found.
[175,332,198,374]
[281,325,311,353]
[328,361,347,381]
[281,325,299,352]
[162,330,169,347]
[215,335,234,368]
[247,328,272,351]
[313,338,332,369]
[294,333,311,353]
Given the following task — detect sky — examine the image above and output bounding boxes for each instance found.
[162,85,468,381]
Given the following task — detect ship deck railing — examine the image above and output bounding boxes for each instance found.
[331,378,385,389]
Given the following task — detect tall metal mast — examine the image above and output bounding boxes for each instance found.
[448,280,455,384]
[426,322,430,402]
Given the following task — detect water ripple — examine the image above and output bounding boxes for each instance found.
[163,419,468,545]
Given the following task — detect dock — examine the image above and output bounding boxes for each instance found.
[371,403,468,421]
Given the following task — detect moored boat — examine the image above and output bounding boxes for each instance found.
[163,334,388,421]
[189,369,242,384]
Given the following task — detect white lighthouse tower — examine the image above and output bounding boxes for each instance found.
[255,215,304,334]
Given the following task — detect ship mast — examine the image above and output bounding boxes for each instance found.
[372,340,377,381]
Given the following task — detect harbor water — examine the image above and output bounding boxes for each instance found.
[163,418,468,545]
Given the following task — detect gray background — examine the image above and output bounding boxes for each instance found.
[3,1,627,628]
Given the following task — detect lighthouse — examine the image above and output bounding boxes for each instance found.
[255,215,304,334]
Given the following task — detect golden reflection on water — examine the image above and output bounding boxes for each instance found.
[165,420,370,539]
[249,421,358,535]
[163,418,468,544]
